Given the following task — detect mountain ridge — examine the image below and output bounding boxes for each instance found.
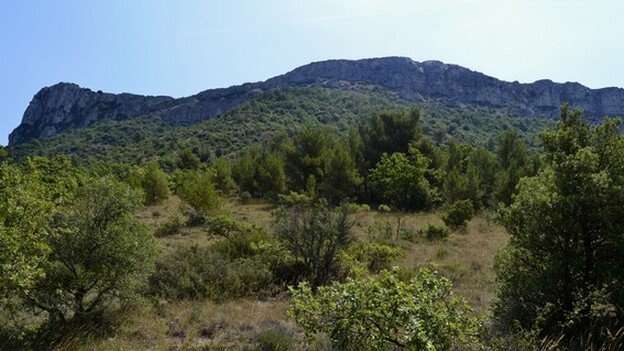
[9,56,624,145]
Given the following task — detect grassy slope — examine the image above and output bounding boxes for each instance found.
[10,87,552,164]
[70,196,508,351]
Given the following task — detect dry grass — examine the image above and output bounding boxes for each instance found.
[346,209,507,311]
[62,298,295,351]
[67,199,509,350]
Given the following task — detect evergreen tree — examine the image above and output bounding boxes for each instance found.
[495,106,624,339]
[358,109,422,172]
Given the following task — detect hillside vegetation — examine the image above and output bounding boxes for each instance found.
[1,105,622,351]
[9,87,551,165]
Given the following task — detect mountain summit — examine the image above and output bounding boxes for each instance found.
[9,57,624,145]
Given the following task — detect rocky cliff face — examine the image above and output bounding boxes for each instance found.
[9,57,624,145]
[9,83,175,145]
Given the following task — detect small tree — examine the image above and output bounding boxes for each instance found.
[369,151,435,211]
[232,147,287,198]
[358,109,423,172]
[274,201,352,288]
[22,177,155,325]
[142,162,170,205]
[442,199,475,229]
[0,163,54,296]
[284,127,333,192]
[176,169,221,214]
[211,158,237,195]
[495,106,624,340]
[289,269,480,351]
[320,142,362,204]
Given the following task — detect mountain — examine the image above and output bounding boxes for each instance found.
[9,57,624,146]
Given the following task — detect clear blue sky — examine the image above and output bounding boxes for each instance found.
[2,0,623,145]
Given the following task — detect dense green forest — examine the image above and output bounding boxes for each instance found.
[1,104,623,350]
[8,88,551,165]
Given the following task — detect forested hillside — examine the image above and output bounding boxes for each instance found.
[8,87,551,165]
[1,103,623,350]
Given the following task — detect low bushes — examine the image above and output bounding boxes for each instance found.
[341,242,403,276]
[289,269,480,351]
[148,246,274,300]
[442,199,475,229]
[421,223,450,240]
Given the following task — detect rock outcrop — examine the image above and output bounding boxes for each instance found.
[9,57,624,145]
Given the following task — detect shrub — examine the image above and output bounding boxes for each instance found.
[289,269,480,351]
[442,199,475,229]
[148,245,273,300]
[207,215,276,259]
[176,169,221,214]
[256,323,295,351]
[0,163,54,296]
[369,151,436,211]
[211,157,237,195]
[399,227,419,242]
[142,162,170,205]
[421,223,450,240]
[274,201,353,288]
[24,178,155,326]
[341,242,402,276]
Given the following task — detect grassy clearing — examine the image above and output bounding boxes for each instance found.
[69,197,508,350]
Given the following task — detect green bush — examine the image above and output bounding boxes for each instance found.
[12,177,155,328]
[289,269,480,351]
[142,162,170,205]
[495,109,624,341]
[274,201,353,288]
[442,199,475,229]
[211,157,237,195]
[207,215,278,260]
[369,151,436,211]
[175,169,221,214]
[421,223,450,240]
[341,242,403,275]
[148,246,273,300]
[256,323,295,351]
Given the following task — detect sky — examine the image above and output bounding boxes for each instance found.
[1,0,624,146]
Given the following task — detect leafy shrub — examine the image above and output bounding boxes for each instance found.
[275,201,353,288]
[142,162,170,205]
[148,245,273,300]
[369,151,436,211]
[421,223,450,240]
[341,242,403,275]
[442,199,475,229]
[20,177,155,327]
[211,157,237,195]
[175,169,221,214]
[256,323,295,351]
[399,227,419,242]
[0,163,54,296]
[233,146,287,198]
[343,202,370,213]
[289,269,480,351]
[177,148,201,170]
[207,215,280,260]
